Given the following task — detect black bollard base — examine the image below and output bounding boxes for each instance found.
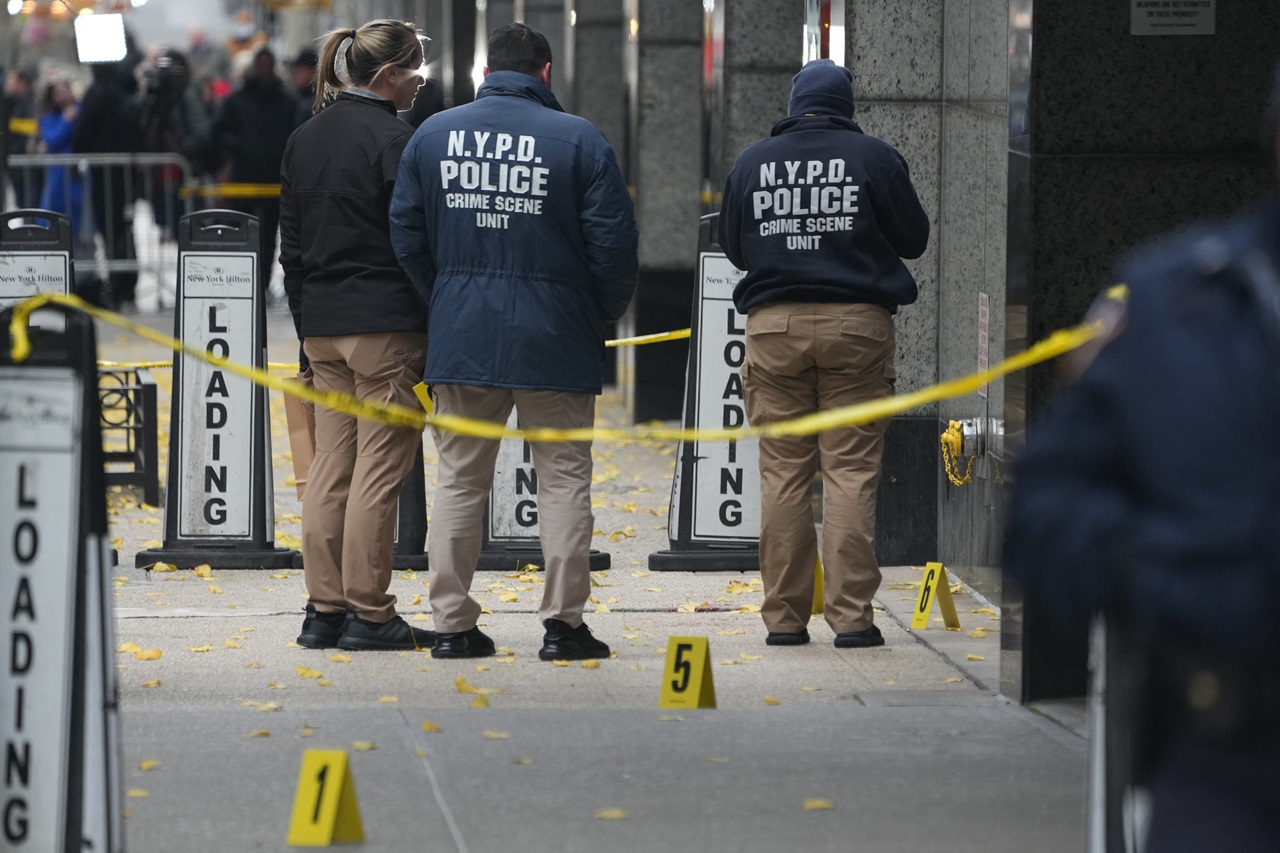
[477,549,611,572]
[648,548,758,572]
[135,546,299,571]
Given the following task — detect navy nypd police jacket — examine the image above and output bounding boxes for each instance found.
[1004,197,1280,665]
[390,71,638,394]
[719,61,929,313]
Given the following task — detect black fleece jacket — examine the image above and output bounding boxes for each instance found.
[279,92,428,338]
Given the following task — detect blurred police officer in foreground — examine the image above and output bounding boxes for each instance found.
[1004,69,1280,853]
[390,23,637,661]
[719,59,928,649]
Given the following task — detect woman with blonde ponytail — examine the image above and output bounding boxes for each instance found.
[279,19,435,652]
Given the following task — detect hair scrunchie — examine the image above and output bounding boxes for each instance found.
[334,35,354,85]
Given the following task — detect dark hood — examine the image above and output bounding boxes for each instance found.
[787,58,854,118]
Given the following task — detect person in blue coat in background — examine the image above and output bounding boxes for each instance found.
[36,76,82,233]
[1003,68,1280,853]
[391,23,637,661]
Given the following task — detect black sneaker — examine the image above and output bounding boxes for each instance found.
[834,625,885,648]
[431,626,496,659]
[297,605,346,649]
[765,629,810,646]
[337,615,437,651]
[539,618,610,661]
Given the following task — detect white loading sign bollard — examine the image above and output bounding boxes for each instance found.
[0,211,73,330]
[0,307,124,852]
[650,213,760,572]
[135,211,296,570]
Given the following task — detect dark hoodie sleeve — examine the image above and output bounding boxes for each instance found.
[872,153,930,260]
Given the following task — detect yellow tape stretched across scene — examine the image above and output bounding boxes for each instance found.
[9,292,1104,443]
[180,183,282,199]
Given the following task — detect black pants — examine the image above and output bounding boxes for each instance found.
[229,197,280,298]
[88,165,137,304]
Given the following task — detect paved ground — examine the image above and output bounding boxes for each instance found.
[91,306,1088,852]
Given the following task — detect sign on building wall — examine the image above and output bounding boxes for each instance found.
[1131,0,1215,35]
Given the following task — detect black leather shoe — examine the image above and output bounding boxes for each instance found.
[765,629,810,646]
[834,625,885,648]
[431,626,496,659]
[539,619,610,661]
[337,615,437,651]
[297,605,346,649]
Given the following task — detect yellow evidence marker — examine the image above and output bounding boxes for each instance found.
[412,381,434,416]
[911,562,961,631]
[286,750,364,847]
[812,556,825,615]
[659,636,716,709]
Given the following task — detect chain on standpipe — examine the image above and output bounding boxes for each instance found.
[940,420,974,487]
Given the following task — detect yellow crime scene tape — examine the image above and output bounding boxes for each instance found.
[8,291,1107,443]
[180,183,282,199]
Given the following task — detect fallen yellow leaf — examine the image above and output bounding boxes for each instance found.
[469,695,490,709]
[513,756,533,765]
[188,645,213,653]
[421,720,442,733]
[482,730,509,739]
[192,564,212,578]
[126,789,149,799]
[207,585,223,594]
[552,659,571,667]
[224,640,242,649]
[379,695,400,703]
[317,680,333,687]
[595,602,611,614]
[716,630,746,636]
[267,682,286,690]
[966,654,985,662]
[595,808,627,820]
[134,649,162,661]
[800,686,822,692]
[657,715,684,722]
[410,613,431,622]
[740,653,764,660]
[138,760,160,772]
[257,702,283,712]
[296,666,324,679]
[581,659,601,669]
[803,798,834,811]
[499,593,519,603]
[330,654,352,663]
[946,677,963,683]
[249,730,270,737]
[244,662,263,669]
[763,696,781,706]
[117,641,142,654]
[140,680,161,688]
[352,741,377,751]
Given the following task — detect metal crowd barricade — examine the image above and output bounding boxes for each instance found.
[7,152,200,307]
[99,365,161,507]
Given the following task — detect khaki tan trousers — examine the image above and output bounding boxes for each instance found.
[428,385,595,634]
[302,331,427,621]
[743,302,895,635]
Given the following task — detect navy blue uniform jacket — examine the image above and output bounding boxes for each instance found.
[1004,198,1280,666]
[390,71,638,394]
[719,114,929,313]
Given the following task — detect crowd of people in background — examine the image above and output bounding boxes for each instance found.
[0,14,439,311]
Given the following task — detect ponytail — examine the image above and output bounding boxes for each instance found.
[313,26,356,115]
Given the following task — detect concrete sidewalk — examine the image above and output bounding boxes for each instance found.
[96,307,1087,852]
